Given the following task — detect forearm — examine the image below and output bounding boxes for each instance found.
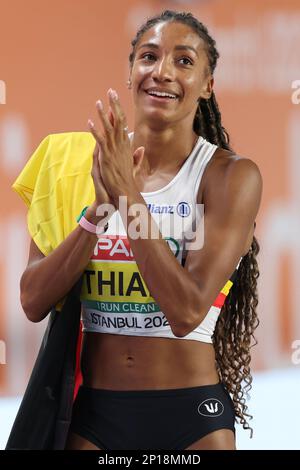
[119,191,200,336]
[21,204,115,322]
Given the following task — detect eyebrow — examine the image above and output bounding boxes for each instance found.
[138,42,199,58]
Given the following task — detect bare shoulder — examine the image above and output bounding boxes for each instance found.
[198,147,263,204]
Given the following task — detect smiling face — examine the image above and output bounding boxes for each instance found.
[129,21,214,129]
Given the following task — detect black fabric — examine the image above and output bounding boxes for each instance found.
[69,383,236,450]
[5,276,83,450]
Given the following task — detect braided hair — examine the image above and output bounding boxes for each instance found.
[129,10,260,437]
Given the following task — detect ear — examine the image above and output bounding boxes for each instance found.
[127,71,132,89]
[200,76,214,100]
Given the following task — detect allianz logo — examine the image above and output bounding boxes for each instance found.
[197,398,224,417]
[146,202,191,217]
[147,203,174,214]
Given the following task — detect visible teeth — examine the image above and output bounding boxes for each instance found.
[147,90,177,99]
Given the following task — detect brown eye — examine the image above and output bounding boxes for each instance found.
[178,57,193,66]
[142,53,156,61]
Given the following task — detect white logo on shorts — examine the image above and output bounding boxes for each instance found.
[197,398,224,417]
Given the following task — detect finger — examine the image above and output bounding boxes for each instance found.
[133,146,145,175]
[107,89,128,138]
[91,144,101,196]
[91,145,110,205]
[95,100,114,146]
[91,143,101,180]
[92,143,109,190]
[108,106,115,127]
[88,119,106,152]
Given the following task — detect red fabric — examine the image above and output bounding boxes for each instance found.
[73,321,83,401]
[213,292,226,309]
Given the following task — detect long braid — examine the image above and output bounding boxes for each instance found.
[213,237,260,437]
[196,94,232,150]
[129,10,260,437]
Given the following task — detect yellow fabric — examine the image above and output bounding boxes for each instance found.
[12,131,97,310]
[220,279,233,297]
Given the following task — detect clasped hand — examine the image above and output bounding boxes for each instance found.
[88,88,144,209]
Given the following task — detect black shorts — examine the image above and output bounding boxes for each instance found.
[69,383,236,450]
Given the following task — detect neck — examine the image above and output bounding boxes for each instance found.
[130,123,199,176]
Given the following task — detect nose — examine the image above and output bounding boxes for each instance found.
[151,57,175,82]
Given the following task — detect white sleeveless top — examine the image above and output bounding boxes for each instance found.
[80,134,241,343]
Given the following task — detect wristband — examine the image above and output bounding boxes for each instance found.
[77,206,108,234]
[76,206,89,223]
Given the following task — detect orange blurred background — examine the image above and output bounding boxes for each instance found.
[1,0,300,395]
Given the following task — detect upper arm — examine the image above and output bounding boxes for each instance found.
[184,157,262,319]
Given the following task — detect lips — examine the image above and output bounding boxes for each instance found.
[143,89,179,102]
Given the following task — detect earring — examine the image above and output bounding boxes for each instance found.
[127,80,132,89]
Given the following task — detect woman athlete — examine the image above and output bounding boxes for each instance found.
[18,10,262,450]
